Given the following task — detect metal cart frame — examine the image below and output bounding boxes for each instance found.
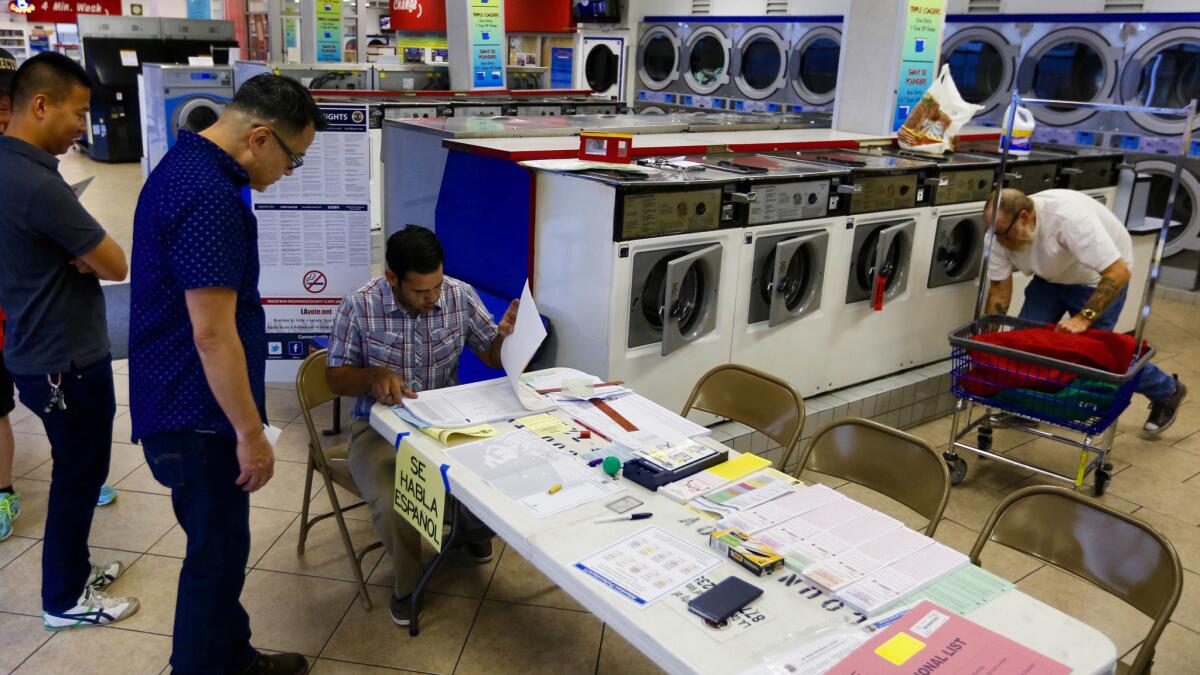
[943,91,1197,497]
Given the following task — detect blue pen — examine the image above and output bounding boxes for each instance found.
[594,512,652,524]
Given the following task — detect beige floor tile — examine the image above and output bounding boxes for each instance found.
[149,507,297,567]
[309,483,373,523]
[0,612,53,672]
[88,489,178,553]
[942,480,1006,530]
[241,569,359,657]
[24,441,145,487]
[113,463,170,496]
[1171,569,1200,634]
[58,149,141,254]
[1131,508,1200,576]
[1110,466,1200,525]
[275,417,352,465]
[485,544,586,612]
[112,412,135,448]
[11,433,52,479]
[310,659,417,674]
[905,415,955,447]
[257,516,383,583]
[11,415,46,436]
[932,519,1042,582]
[250,459,322,513]
[113,371,130,407]
[0,536,37,571]
[266,388,304,425]
[1017,565,1153,657]
[15,626,171,674]
[322,585,479,673]
[7,401,35,427]
[112,359,129,375]
[596,624,665,675]
[369,540,503,599]
[1116,399,1200,446]
[833,482,929,532]
[105,554,183,636]
[1174,429,1200,457]
[9,479,49,540]
[1003,473,1141,515]
[1119,622,1200,674]
[455,600,602,675]
[956,449,1038,492]
[999,436,1129,486]
[0,543,142,616]
[1108,432,1200,479]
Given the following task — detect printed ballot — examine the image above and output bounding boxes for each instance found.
[501,281,551,410]
[827,600,1069,674]
[393,438,446,550]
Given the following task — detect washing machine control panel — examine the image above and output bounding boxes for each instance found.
[616,188,725,240]
[747,179,832,225]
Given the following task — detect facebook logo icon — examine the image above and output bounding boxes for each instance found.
[288,341,304,357]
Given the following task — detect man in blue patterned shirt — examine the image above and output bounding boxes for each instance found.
[326,226,517,627]
[130,74,324,675]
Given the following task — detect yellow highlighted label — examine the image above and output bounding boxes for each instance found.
[875,632,926,666]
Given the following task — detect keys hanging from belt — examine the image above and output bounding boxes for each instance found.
[44,374,66,413]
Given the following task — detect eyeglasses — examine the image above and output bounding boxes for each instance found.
[262,126,304,170]
[993,212,1021,237]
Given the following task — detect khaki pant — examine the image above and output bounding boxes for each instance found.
[347,420,428,599]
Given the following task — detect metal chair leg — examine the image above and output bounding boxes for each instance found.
[297,454,316,555]
[409,497,465,637]
[323,472,376,612]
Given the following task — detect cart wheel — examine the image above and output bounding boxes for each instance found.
[976,431,992,453]
[946,455,968,485]
[1093,463,1113,497]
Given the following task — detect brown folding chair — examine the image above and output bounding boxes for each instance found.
[796,418,950,536]
[681,363,806,471]
[295,349,382,610]
[971,485,1182,674]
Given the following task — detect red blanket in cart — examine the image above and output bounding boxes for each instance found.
[962,327,1140,397]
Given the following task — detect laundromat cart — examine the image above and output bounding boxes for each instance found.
[943,91,1195,497]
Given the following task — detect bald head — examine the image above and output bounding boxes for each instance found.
[985,188,1035,223]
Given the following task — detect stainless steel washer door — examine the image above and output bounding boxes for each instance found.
[628,242,723,355]
[1017,28,1120,127]
[929,213,985,288]
[734,26,788,100]
[1135,158,1200,256]
[1119,29,1200,137]
[683,26,732,96]
[790,27,841,107]
[942,27,1018,119]
[847,219,916,304]
[637,25,681,91]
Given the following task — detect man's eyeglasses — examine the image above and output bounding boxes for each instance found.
[262,126,304,170]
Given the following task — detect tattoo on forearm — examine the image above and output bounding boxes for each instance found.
[1084,277,1121,318]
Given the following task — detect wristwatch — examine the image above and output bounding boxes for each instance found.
[1080,308,1099,322]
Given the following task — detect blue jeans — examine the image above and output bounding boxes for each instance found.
[11,355,114,613]
[1018,276,1178,401]
[142,431,257,675]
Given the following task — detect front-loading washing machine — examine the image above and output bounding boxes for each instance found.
[728,20,793,112]
[1016,19,1124,141]
[768,149,939,389]
[581,35,626,99]
[679,21,737,109]
[787,19,843,113]
[941,18,1023,126]
[716,154,852,398]
[140,64,233,174]
[1113,15,1200,142]
[531,164,747,415]
[636,19,685,103]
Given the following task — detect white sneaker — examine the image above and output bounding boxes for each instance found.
[87,560,123,591]
[43,587,140,631]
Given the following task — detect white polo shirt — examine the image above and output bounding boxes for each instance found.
[987,189,1133,286]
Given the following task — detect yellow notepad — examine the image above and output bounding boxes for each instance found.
[420,423,499,444]
[708,453,772,481]
[515,413,571,436]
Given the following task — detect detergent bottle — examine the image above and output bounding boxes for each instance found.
[999,105,1035,156]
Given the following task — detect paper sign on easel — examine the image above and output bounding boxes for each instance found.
[394,439,446,551]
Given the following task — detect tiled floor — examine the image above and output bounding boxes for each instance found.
[2,153,1198,671]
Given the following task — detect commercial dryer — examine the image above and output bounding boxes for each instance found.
[787,19,843,112]
[581,36,626,99]
[141,64,233,173]
[531,164,748,415]
[767,149,940,390]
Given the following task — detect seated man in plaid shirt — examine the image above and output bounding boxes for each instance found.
[326,226,517,627]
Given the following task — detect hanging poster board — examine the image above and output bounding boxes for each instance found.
[891,0,945,131]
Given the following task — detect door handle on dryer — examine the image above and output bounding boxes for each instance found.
[836,184,860,194]
[730,191,757,204]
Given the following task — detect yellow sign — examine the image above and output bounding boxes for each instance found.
[394,439,446,551]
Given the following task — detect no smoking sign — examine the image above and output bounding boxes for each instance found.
[302,270,328,294]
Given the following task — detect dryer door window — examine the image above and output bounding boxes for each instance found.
[761,232,828,327]
[685,28,731,96]
[1031,41,1105,109]
[790,29,841,107]
[1136,160,1200,257]
[735,27,787,100]
[1137,43,1200,115]
[628,243,722,355]
[929,214,985,288]
[946,39,1005,105]
[586,44,619,93]
[174,98,224,139]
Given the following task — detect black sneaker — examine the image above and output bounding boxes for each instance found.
[390,594,420,627]
[1144,376,1188,436]
[241,652,309,675]
[465,539,494,564]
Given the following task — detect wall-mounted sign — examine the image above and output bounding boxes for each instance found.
[469,0,504,89]
[891,0,945,131]
[6,0,121,24]
[550,46,573,89]
[390,0,447,32]
[315,0,342,63]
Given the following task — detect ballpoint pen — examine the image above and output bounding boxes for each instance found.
[594,512,653,523]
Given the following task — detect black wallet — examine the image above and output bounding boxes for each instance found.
[687,577,763,624]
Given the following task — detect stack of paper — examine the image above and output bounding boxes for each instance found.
[559,393,711,452]
[717,484,844,534]
[836,543,970,615]
[659,453,770,503]
[781,508,899,570]
[521,368,631,402]
[803,526,934,591]
[689,470,798,517]
[871,564,1014,618]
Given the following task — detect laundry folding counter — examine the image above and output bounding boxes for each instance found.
[368,371,1117,674]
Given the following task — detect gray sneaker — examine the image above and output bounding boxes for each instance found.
[1144,376,1187,436]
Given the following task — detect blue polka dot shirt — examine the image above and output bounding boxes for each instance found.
[129,131,267,442]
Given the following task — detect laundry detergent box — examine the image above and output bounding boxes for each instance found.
[708,528,785,576]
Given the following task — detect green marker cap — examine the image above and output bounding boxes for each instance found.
[602,456,622,477]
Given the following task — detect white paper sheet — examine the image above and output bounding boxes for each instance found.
[803,527,934,591]
[575,526,722,606]
[500,281,550,411]
[837,543,970,614]
[718,484,844,534]
[403,378,553,428]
